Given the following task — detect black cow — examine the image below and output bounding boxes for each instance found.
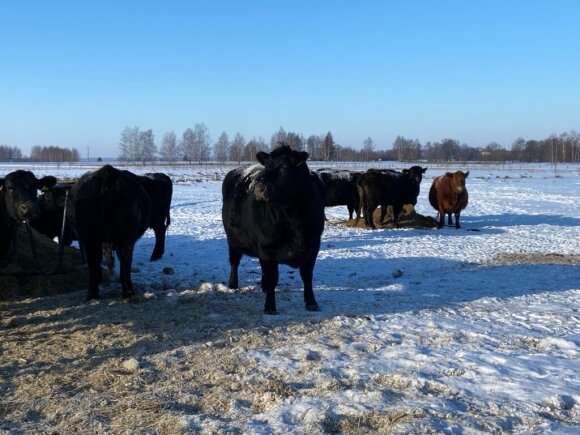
[358,166,427,229]
[0,170,56,259]
[138,173,172,261]
[222,145,325,314]
[72,165,151,299]
[32,182,76,246]
[315,168,362,220]
[100,172,172,269]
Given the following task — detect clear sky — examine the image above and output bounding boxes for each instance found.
[1,0,579,158]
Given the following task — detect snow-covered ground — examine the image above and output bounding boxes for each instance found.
[1,162,579,433]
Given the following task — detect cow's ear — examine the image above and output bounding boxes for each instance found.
[422,167,427,173]
[296,151,308,165]
[256,151,269,166]
[38,176,57,191]
[464,171,469,178]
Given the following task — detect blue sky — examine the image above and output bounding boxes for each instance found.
[1,1,579,157]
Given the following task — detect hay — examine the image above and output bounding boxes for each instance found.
[0,225,89,299]
[343,204,438,229]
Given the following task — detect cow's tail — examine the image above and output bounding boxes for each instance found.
[166,210,171,228]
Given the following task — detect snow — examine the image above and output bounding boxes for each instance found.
[3,161,579,432]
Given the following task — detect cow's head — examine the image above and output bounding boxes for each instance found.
[254,145,310,203]
[0,170,57,222]
[450,171,469,193]
[402,166,427,185]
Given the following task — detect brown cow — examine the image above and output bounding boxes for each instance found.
[428,171,469,229]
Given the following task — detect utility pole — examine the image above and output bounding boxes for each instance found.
[87,146,90,162]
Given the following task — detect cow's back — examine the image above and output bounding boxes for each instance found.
[74,166,150,245]
[141,173,172,227]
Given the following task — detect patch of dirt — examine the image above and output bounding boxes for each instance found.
[342,204,438,229]
[0,225,89,299]
[492,253,580,266]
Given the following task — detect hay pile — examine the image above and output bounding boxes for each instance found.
[343,204,438,229]
[0,225,89,299]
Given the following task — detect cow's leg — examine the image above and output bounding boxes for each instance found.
[447,213,453,226]
[227,244,242,289]
[392,203,403,228]
[117,244,135,298]
[354,193,361,219]
[102,243,115,273]
[437,208,445,228]
[364,204,376,229]
[259,259,279,315]
[379,205,388,225]
[85,241,102,300]
[454,212,462,229]
[150,224,166,261]
[347,204,354,220]
[357,189,365,221]
[300,254,320,312]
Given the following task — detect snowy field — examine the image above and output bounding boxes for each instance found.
[1,162,579,433]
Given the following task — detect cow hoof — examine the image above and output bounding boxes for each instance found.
[305,303,320,312]
[264,308,278,315]
[149,255,161,262]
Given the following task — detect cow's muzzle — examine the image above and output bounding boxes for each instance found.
[17,201,39,221]
[254,182,267,201]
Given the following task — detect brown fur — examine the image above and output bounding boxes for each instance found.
[428,171,469,228]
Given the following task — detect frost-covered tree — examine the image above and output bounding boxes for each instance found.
[119,126,141,161]
[160,131,179,161]
[139,129,156,162]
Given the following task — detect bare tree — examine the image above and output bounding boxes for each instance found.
[362,137,374,161]
[0,145,23,161]
[244,137,269,161]
[320,132,335,161]
[270,126,287,150]
[229,132,245,164]
[29,145,79,162]
[193,123,211,163]
[306,135,322,160]
[160,131,179,162]
[213,131,229,164]
[180,128,196,163]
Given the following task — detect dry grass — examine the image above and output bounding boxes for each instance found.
[342,204,438,229]
[492,252,580,265]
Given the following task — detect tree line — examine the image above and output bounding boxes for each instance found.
[118,125,580,164]
[0,145,79,162]
[2,128,579,163]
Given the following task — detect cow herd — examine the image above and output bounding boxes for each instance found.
[0,144,469,314]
